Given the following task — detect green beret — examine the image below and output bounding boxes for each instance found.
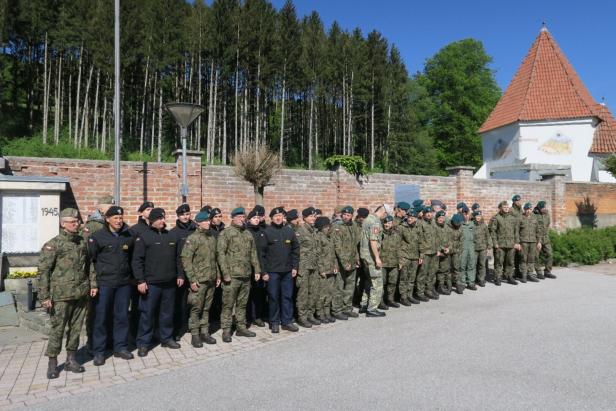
[407,209,418,218]
[472,203,480,210]
[456,202,467,210]
[537,200,546,209]
[396,201,410,211]
[423,205,433,213]
[59,208,79,218]
[472,210,482,217]
[383,215,394,222]
[512,194,521,202]
[195,211,210,222]
[231,207,245,217]
[435,210,446,218]
[523,202,533,210]
[341,206,354,214]
[451,213,464,226]
[412,199,424,208]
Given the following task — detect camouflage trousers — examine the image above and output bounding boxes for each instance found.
[383,267,399,304]
[316,274,336,316]
[332,268,356,314]
[188,280,216,336]
[535,242,553,275]
[494,247,515,280]
[437,254,451,288]
[296,268,318,321]
[475,250,489,284]
[46,297,87,357]
[398,259,419,300]
[360,259,383,311]
[519,243,537,279]
[459,247,477,285]
[221,278,250,331]
[418,254,437,296]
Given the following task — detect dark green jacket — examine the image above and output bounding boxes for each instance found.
[381,227,401,268]
[399,221,420,261]
[316,231,338,275]
[331,221,359,270]
[181,228,219,283]
[418,218,439,257]
[490,212,520,248]
[473,221,493,251]
[519,213,539,243]
[216,223,261,280]
[296,223,319,271]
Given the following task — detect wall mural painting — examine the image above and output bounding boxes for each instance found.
[539,132,572,155]
[492,138,512,160]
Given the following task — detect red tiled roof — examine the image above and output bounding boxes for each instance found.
[479,27,599,133]
[590,104,616,154]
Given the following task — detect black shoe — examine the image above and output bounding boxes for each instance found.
[162,340,181,349]
[281,323,299,332]
[191,335,203,348]
[536,273,545,279]
[333,313,349,320]
[417,294,429,302]
[519,277,527,283]
[431,292,439,300]
[297,319,312,328]
[366,310,386,317]
[173,335,182,342]
[527,276,540,282]
[253,319,265,327]
[93,353,106,366]
[65,352,85,373]
[47,357,59,379]
[344,310,359,318]
[201,333,217,344]
[507,278,518,285]
[378,302,389,310]
[308,316,321,325]
[408,295,421,304]
[455,285,465,295]
[477,281,486,287]
[387,301,400,308]
[236,328,256,337]
[544,272,557,279]
[441,286,451,296]
[114,350,134,360]
[399,299,412,307]
[494,278,502,286]
[358,306,367,314]
[467,283,477,291]
[137,346,148,357]
[317,315,330,324]
[222,330,232,343]
[271,324,280,333]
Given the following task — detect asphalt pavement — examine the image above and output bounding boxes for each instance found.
[38,266,616,411]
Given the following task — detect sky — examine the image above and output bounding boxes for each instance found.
[269,0,616,108]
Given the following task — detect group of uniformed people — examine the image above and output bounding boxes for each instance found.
[38,194,555,379]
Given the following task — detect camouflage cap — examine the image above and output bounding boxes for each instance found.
[59,208,79,219]
[99,195,114,205]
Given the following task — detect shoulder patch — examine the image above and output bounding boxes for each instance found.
[372,227,381,234]
[83,227,90,233]
[44,245,54,250]
[135,237,141,242]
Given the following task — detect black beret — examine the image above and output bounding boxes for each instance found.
[302,207,317,218]
[148,208,165,222]
[315,208,323,215]
[357,208,369,218]
[253,205,266,216]
[314,216,331,230]
[176,203,190,215]
[138,201,154,213]
[472,203,480,210]
[210,208,222,217]
[270,207,285,217]
[286,209,299,221]
[247,209,258,220]
[200,205,212,213]
[105,206,124,217]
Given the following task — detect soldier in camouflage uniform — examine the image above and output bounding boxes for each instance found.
[473,211,492,287]
[490,201,521,286]
[434,210,451,296]
[380,216,402,307]
[181,210,220,347]
[295,207,320,327]
[216,207,262,343]
[398,210,422,305]
[360,205,389,317]
[518,202,541,283]
[353,208,370,307]
[448,213,464,294]
[331,206,360,318]
[38,208,90,379]
[418,206,439,300]
[393,202,411,226]
[510,195,523,278]
[315,217,339,323]
[83,195,114,238]
[534,201,556,279]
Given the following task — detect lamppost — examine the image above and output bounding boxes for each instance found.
[165,103,205,202]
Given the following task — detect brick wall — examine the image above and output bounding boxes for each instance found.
[5,155,615,231]
[565,182,616,228]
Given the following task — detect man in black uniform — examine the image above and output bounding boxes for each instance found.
[132,208,184,356]
[262,207,300,333]
[286,209,300,230]
[209,208,225,237]
[246,206,268,327]
[88,206,134,366]
[171,203,196,341]
[129,202,154,237]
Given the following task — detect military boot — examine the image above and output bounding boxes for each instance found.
[494,277,502,286]
[47,357,59,379]
[191,334,203,348]
[236,328,256,337]
[455,284,465,295]
[308,314,321,325]
[477,281,486,287]
[519,276,527,283]
[408,295,421,304]
[387,300,400,308]
[344,310,359,318]
[378,301,389,310]
[416,294,429,302]
[93,353,105,366]
[536,273,545,279]
[252,319,265,327]
[333,312,349,320]
[316,313,330,324]
[431,288,440,300]
[466,283,477,291]
[297,318,313,328]
[507,278,518,285]
[201,333,217,344]
[222,329,232,343]
[65,351,85,373]
[544,272,557,279]
[527,275,540,283]
[399,298,412,307]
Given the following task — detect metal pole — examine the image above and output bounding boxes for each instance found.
[114,0,121,205]
[181,127,188,202]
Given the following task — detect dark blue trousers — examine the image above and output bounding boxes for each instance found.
[92,285,131,353]
[267,272,294,326]
[136,282,176,347]
[248,279,267,322]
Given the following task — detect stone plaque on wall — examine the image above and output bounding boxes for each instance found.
[1,194,40,253]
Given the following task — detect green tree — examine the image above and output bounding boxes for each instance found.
[418,39,501,170]
[604,155,616,178]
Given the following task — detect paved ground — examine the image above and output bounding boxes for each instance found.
[1,265,615,410]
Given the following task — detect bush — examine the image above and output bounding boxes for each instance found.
[7,270,38,279]
[550,227,616,266]
[324,155,369,177]
[0,135,110,160]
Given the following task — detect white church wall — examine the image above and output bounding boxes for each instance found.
[480,123,520,177]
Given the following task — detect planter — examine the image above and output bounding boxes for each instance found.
[3,278,38,294]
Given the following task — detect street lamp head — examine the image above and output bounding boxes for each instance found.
[165,102,205,129]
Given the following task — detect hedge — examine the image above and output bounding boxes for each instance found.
[550,227,616,266]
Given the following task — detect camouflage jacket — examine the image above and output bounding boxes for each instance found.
[82,210,105,239]
[510,205,523,221]
[519,213,539,243]
[418,218,439,257]
[534,212,551,244]
[331,221,359,270]
[296,223,319,271]
[381,227,402,268]
[490,212,520,248]
[435,222,451,255]
[181,228,220,283]
[450,225,462,254]
[399,221,420,261]
[38,230,89,302]
[473,221,493,251]
[360,214,382,261]
[316,231,338,275]
[216,223,261,280]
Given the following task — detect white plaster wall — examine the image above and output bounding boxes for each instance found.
[39,193,61,248]
[480,123,520,178]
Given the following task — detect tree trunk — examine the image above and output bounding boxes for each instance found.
[53,54,62,145]
[348,70,354,155]
[197,53,202,152]
[222,99,227,165]
[92,69,100,149]
[212,68,219,162]
[73,44,83,146]
[140,57,149,155]
[342,72,346,155]
[308,93,314,170]
[68,72,72,139]
[150,73,157,156]
[101,94,107,152]
[157,79,163,162]
[386,104,391,169]
[80,64,94,147]
[255,59,261,147]
[206,61,214,163]
[42,32,49,144]
[254,185,264,206]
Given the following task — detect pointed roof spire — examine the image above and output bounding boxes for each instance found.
[540,21,548,33]
[479,28,598,133]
